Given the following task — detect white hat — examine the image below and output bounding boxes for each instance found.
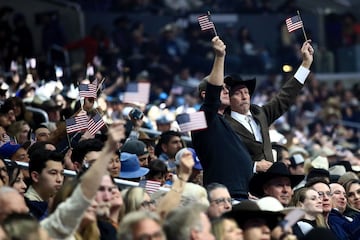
[311,156,329,170]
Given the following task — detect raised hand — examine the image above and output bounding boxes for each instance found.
[212,36,226,58]
[178,149,195,180]
[301,40,314,69]
[106,121,126,152]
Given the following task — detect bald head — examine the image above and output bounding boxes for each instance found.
[330,183,347,213]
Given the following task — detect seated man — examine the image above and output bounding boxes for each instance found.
[249,162,303,206]
[25,149,64,220]
[206,183,232,220]
[328,183,360,239]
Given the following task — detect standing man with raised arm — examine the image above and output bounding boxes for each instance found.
[224,40,314,169]
[192,36,253,200]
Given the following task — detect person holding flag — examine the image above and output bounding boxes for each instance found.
[192,33,254,200]
[224,39,314,165]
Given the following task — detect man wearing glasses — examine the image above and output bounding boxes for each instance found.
[206,183,232,219]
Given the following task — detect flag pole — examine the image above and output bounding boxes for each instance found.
[63,116,72,149]
[207,11,218,36]
[297,10,308,41]
[97,77,106,93]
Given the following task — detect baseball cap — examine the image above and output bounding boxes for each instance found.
[121,140,148,156]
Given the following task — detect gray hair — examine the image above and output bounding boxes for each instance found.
[163,203,208,240]
[206,182,228,201]
[118,211,163,240]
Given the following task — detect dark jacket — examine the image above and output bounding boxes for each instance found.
[328,208,360,240]
[192,83,253,197]
[225,76,303,162]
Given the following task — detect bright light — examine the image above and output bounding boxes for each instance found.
[282,65,293,73]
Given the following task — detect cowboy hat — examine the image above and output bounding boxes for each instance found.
[224,74,256,96]
[249,162,304,198]
[224,196,287,229]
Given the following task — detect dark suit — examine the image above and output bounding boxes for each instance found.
[225,76,304,162]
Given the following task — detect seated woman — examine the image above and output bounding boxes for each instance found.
[122,187,156,214]
[212,217,243,240]
[291,187,326,238]
[6,161,27,196]
[343,179,360,217]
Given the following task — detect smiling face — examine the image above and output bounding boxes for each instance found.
[108,152,121,178]
[330,183,347,213]
[300,189,323,216]
[311,182,332,214]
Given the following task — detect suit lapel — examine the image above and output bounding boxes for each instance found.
[225,114,255,140]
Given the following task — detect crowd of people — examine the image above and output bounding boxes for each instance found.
[0,1,359,240]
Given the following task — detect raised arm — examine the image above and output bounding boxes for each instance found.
[157,149,194,220]
[80,122,125,198]
[207,36,226,86]
[41,122,125,238]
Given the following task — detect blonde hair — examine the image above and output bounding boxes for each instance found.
[212,218,239,240]
[181,183,209,207]
[123,187,147,214]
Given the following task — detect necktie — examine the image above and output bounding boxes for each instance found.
[246,115,255,135]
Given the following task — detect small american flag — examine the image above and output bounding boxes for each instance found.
[198,14,215,31]
[87,113,105,136]
[123,82,150,104]
[139,180,161,195]
[65,114,88,133]
[286,15,303,32]
[79,84,97,98]
[176,111,208,132]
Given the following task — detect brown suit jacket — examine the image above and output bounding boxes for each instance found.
[225,76,304,162]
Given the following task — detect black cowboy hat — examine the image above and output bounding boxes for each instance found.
[224,196,287,230]
[224,74,256,96]
[249,162,304,198]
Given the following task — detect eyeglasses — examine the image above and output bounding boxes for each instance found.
[318,191,332,199]
[211,197,232,205]
[141,200,156,208]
